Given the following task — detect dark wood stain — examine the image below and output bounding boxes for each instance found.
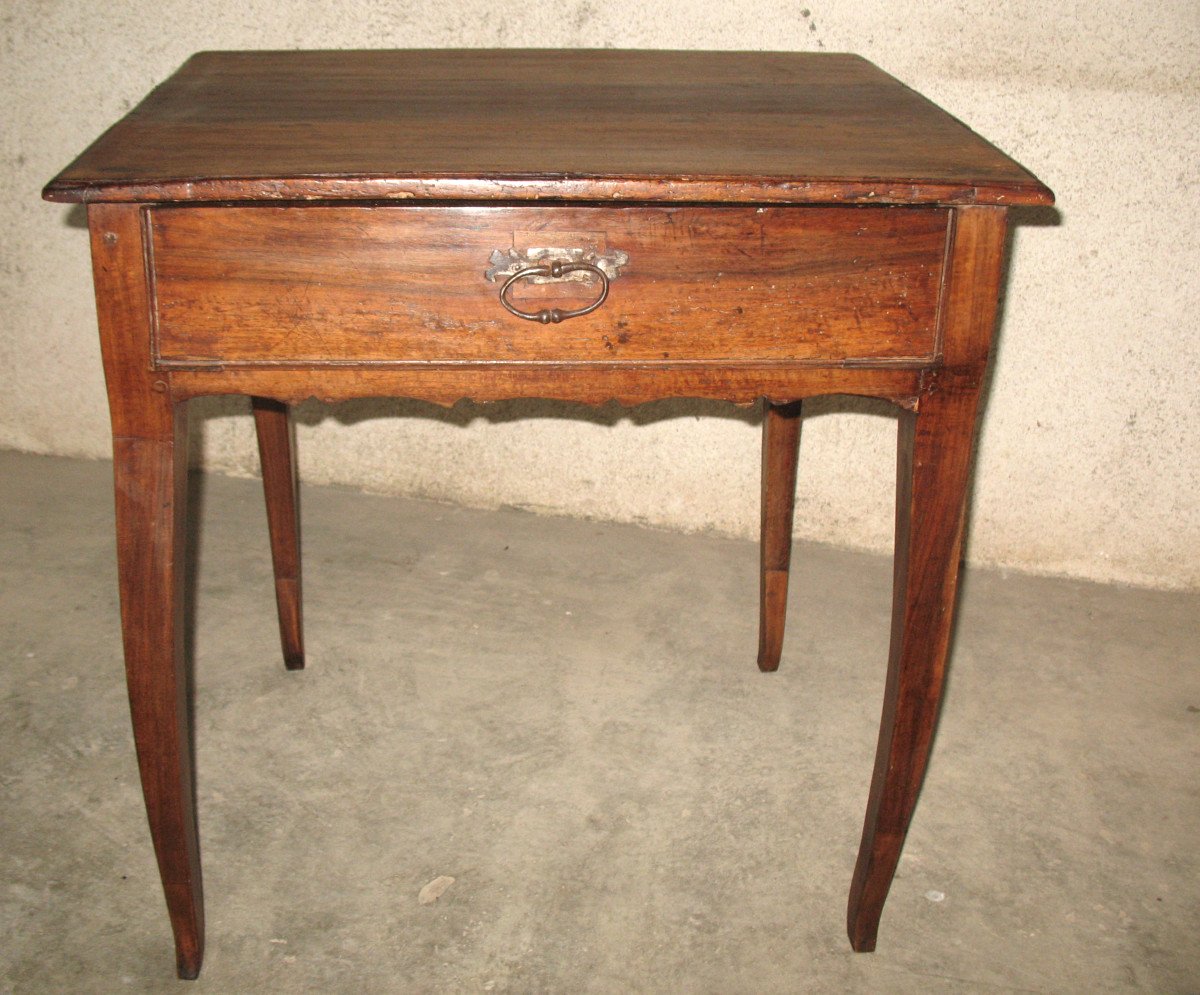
[252,397,304,671]
[46,51,1051,979]
[758,400,802,672]
[44,50,1053,207]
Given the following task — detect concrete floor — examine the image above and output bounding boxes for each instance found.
[1,449,1197,993]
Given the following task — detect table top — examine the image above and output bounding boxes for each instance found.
[44,49,1052,207]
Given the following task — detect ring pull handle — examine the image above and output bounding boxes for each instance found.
[499,261,609,323]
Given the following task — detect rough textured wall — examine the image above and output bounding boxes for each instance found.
[3,2,1198,588]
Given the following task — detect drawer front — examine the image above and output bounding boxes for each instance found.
[147,205,948,367]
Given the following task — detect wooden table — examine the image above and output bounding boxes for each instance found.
[44,49,1052,979]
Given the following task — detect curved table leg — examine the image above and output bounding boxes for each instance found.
[847,385,981,951]
[252,397,305,670]
[113,414,204,979]
[92,203,204,978]
[758,399,802,672]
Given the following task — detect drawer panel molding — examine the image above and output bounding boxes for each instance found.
[147,205,949,368]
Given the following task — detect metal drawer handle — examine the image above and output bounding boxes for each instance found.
[499,261,609,323]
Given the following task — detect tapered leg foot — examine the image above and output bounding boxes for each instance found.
[846,387,981,951]
[113,408,205,978]
[758,400,802,672]
[90,203,207,977]
[253,398,305,671]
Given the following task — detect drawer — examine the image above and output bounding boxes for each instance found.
[146,205,949,368]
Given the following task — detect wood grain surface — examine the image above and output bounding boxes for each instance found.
[147,205,948,367]
[846,206,1008,952]
[59,48,1050,975]
[251,398,304,671]
[89,203,204,979]
[44,50,1053,207]
[758,400,803,673]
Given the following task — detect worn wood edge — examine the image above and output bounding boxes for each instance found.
[43,174,1054,207]
[153,357,939,372]
[167,365,924,409]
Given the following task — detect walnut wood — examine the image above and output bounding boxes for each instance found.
[49,52,1052,978]
[252,398,304,671]
[43,50,1052,208]
[166,365,927,409]
[147,205,947,367]
[846,206,1007,951]
[758,401,803,672]
[90,203,204,979]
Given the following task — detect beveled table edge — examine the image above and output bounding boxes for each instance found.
[43,173,1054,207]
